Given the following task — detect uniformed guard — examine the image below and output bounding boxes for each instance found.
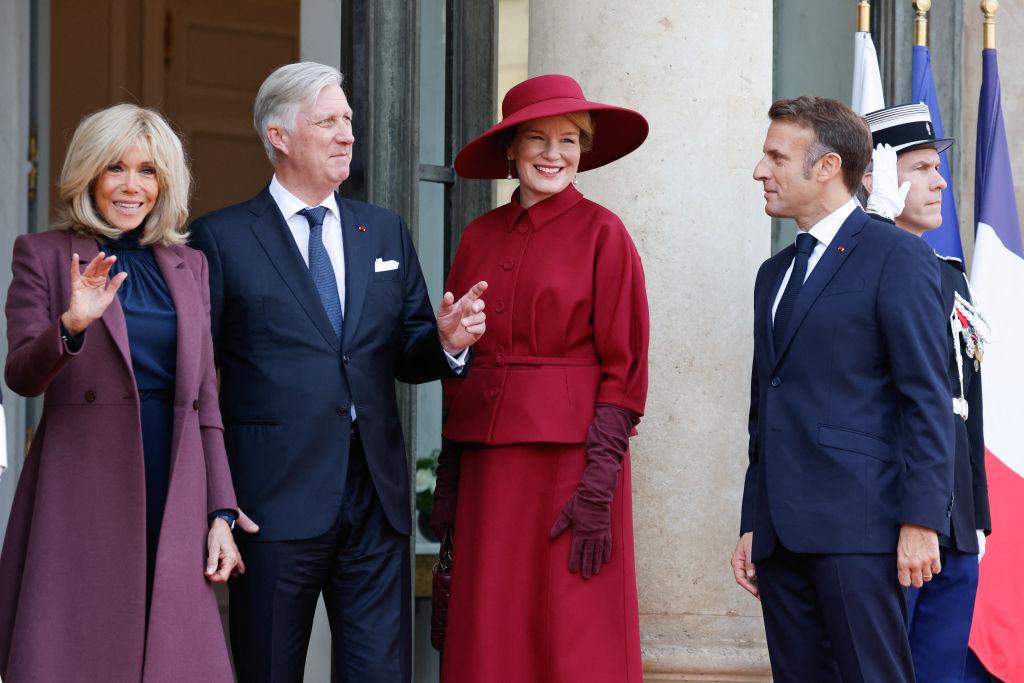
[863,102,993,681]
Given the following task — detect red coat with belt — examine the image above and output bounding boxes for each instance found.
[439,184,650,681]
[0,230,237,682]
[442,184,649,441]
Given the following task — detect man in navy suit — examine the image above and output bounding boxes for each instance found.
[862,103,992,681]
[731,96,955,681]
[190,62,486,682]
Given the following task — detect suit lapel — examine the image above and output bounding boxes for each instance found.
[338,195,372,349]
[73,234,133,373]
[153,245,197,472]
[773,209,867,365]
[246,188,341,353]
[762,248,793,364]
[153,246,198,408]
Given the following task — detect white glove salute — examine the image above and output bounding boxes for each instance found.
[865,143,912,221]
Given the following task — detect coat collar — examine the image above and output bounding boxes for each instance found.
[72,234,132,372]
[504,184,584,232]
[70,233,201,408]
[151,245,201,410]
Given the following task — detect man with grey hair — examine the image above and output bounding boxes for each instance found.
[190,61,487,682]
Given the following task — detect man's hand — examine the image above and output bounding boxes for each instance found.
[731,532,759,599]
[897,523,941,588]
[437,281,487,354]
[205,518,245,583]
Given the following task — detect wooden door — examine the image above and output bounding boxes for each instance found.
[142,0,300,218]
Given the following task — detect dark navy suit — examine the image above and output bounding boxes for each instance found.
[906,254,992,682]
[741,206,955,681]
[191,186,459,682]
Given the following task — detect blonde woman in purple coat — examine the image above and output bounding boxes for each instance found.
[0,104,241,681]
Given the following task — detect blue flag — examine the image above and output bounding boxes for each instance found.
[966,47,1024,683]
[911,45,963,259]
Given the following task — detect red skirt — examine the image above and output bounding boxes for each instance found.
[441,443,642,683]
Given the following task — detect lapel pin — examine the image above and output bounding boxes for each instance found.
[837,245,846,252]
[357,225,367,232]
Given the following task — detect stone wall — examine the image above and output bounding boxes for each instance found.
[529,3,774,679]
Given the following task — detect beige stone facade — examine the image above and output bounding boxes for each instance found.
[528,2,774,680]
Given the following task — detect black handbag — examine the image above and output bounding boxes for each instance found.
[430,529,454,651]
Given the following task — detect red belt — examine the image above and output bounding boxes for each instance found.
[473,354,599,367]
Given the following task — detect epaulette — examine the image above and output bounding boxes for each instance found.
[934,250,966,272]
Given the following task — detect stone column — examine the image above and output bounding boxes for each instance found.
[528,3,773,680]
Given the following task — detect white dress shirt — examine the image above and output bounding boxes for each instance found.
[772,197,857,320]
[270,175,347,306]
[268,176,468,378]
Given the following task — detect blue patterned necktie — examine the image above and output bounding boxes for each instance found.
[773,231,817,349]
[298,206,343,339]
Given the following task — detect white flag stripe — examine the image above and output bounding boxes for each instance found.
[852,32,885,116]
[970,222,1024,477]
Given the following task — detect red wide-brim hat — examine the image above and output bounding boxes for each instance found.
[454,74,649,180]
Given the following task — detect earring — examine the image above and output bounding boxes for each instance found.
[573,175,579,186]
[506,157,514,180]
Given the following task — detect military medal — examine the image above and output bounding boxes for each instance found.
[948,286,993,420]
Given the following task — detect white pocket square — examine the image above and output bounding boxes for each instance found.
[374,258,400,272]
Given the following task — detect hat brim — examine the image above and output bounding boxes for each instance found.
[454,99,649,179]
[893,137,954,155]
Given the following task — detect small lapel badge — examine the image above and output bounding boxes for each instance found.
[357,225,367,232]
[837,245,846,252]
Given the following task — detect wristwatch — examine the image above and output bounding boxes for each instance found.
[211,510,237,530]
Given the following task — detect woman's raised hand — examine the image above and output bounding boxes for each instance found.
[61,252,128,335]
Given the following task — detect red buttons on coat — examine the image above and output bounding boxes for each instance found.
[517,224,529,235]
[84,390,96,403]
[193,400,200,410]
[502,259,514,271]
[495,302,506,313]
[488,387,500,398]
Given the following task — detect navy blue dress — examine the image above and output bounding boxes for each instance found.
[104,229,177,607]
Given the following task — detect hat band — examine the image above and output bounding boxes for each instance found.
[872,120,936,149]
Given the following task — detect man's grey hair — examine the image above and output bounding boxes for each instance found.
[254,62,345,163]
[802,140,834,179]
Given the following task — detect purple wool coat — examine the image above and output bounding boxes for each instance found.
[0,230,237,682]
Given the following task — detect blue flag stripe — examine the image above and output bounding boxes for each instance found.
[976,49,1024,258]
[911,45,964,260]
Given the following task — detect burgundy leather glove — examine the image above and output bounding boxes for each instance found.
[550,404,639,579]
[429,440,461,540]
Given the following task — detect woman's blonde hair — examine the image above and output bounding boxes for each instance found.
[54,104,192,246]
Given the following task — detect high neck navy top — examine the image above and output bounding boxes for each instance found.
[102,229,177,393]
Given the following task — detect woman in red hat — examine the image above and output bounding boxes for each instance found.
[430,74,650,682]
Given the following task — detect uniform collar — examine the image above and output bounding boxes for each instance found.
[935,249,966,271]
[504,184,585,232]
[269,174,340,223]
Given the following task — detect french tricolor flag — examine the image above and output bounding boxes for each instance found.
[968,47,1024,682]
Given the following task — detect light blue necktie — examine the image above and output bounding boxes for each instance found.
[298,206,343,339]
